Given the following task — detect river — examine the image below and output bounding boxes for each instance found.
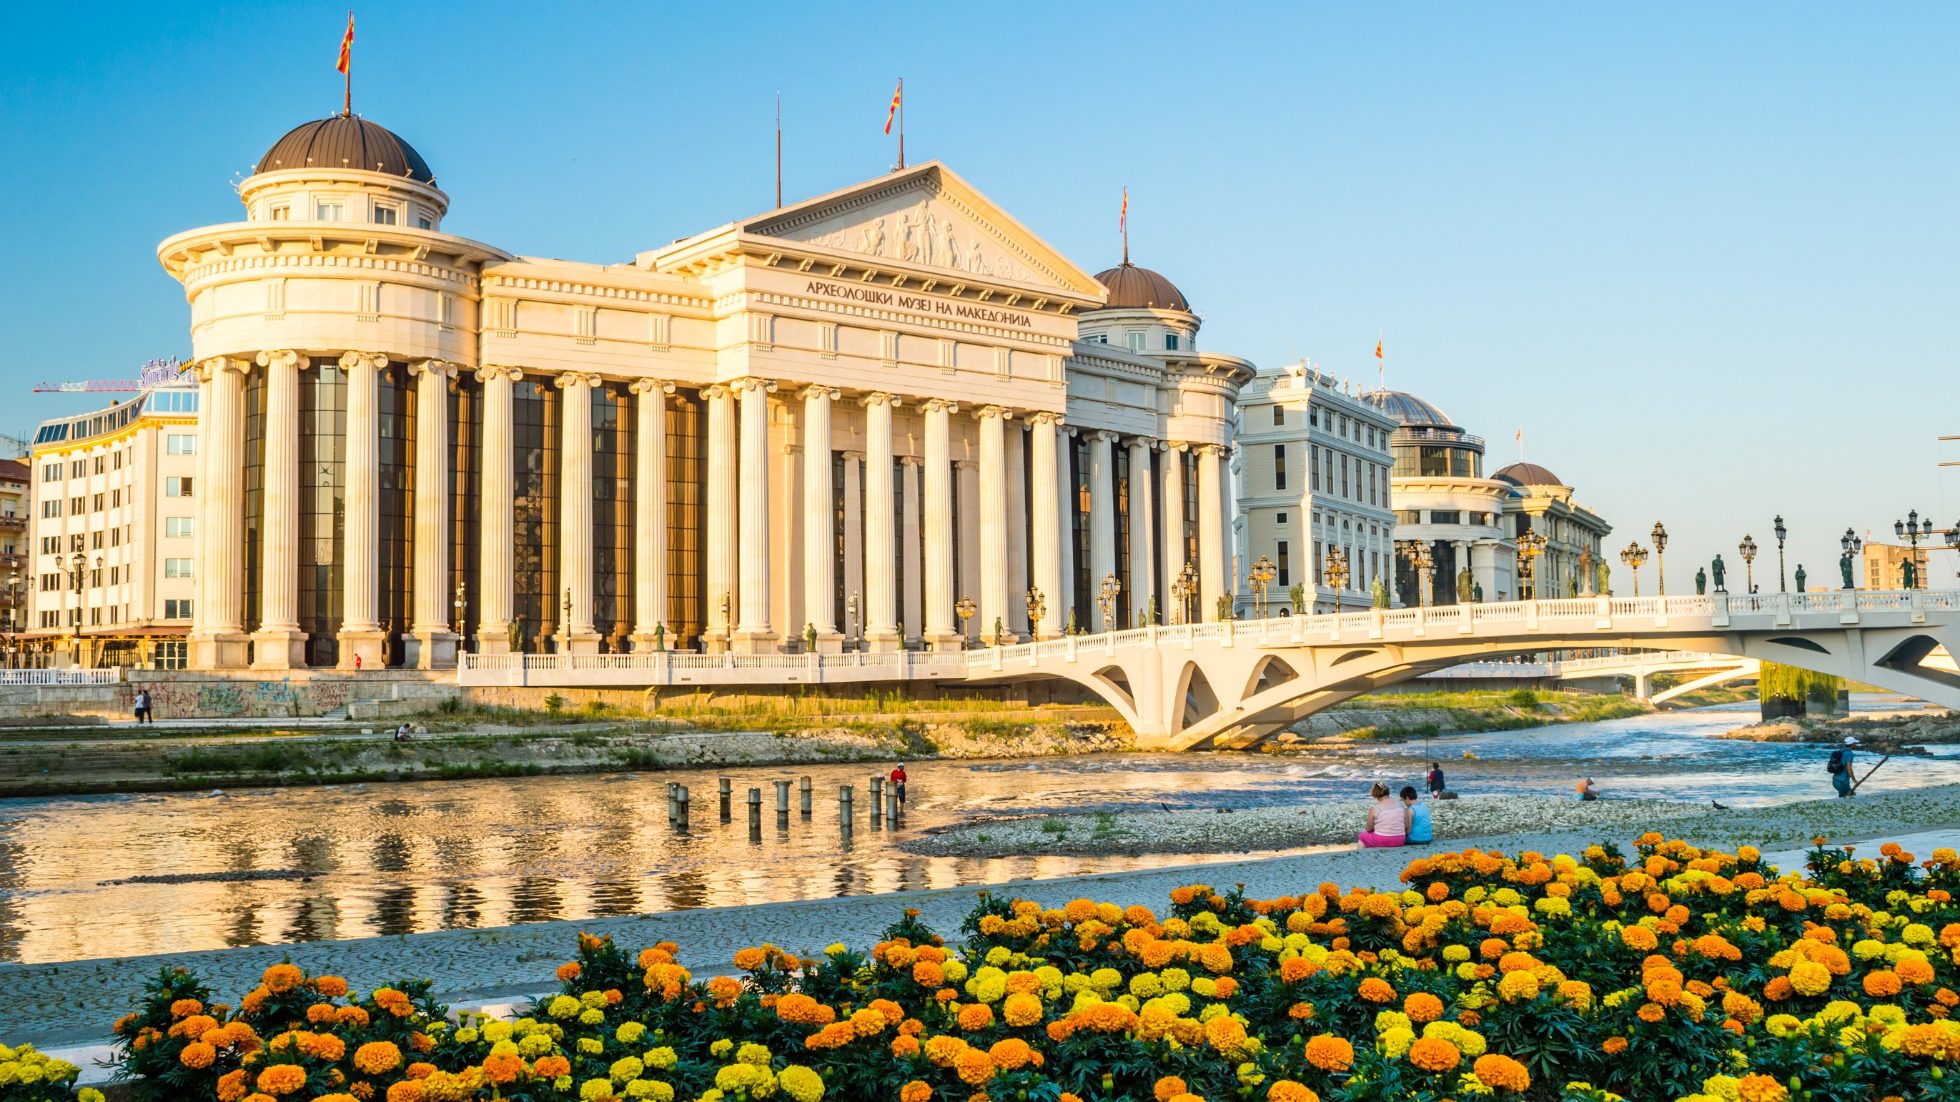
[2,696,1952,964]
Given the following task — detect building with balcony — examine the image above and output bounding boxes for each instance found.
[1493,462,1611,598]
[25,385,200,667]
[1232,363,1397,613]
[156,112,1252,670]
[1363,389,1515,605]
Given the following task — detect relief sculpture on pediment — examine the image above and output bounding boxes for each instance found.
[809,195,1028,283]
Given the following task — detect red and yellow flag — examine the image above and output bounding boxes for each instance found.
[1374,339,1383,360]
[883,80,902,135]
[1119,187,1128,234]
[336,12,354,75]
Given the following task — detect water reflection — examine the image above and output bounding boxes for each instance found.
[2,696,1955,963]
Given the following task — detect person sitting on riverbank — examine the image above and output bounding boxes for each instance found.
[1400,786,1432,845]
[1577,777,1600,801]
[1358,782,1407,848]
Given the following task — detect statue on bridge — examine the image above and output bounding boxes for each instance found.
[1711,555,1727,593]
[1795,564,1807,593]
[1597,562,1610,595]
[1456,566,1473,603]
[1578,548,1594,595]
[1371,576,1388,608]
[1904,558,1919,589]
[1840,551,1854,589]
[1695,566,1707,596]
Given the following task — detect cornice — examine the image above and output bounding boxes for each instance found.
[180,249,481,293]
[481,271,711,311]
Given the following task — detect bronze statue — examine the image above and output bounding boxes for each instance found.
[1839,551,1854,589]
[1794,564,1807,593]
[1370,576,1389,609]
[1710,555,1727,593]
[508,616,523,652]
[1456,566,1473,603]
[1903,558,1918,589]
[652,622,666,651]
[1695,566,1707,596]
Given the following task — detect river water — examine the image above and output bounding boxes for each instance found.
[3,697,1954,964]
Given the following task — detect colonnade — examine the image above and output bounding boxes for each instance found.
[188,354,1233,669]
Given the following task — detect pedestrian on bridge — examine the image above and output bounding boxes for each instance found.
[1357,783,1407,848]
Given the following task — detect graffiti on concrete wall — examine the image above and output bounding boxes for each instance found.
[118,678,360,718]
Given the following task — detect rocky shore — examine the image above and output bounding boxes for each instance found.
[1719,707,1960,746]
[901,784,1960,859]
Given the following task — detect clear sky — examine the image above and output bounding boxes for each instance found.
[3,1,1955,586]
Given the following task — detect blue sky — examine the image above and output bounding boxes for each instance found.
[3,2,1955,585]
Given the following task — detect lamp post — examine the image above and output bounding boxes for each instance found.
[561,587,574,654]
[4,572,18,668]
[1516,531,1548,600]
[1773,515,1788,593]
[719,590,733,646]
[1897,511,1931,589]
[1739,535,1758,594]
[452,580,467,652]
[1024,585,1046,642]
[1841,528,1863,590]
[1323,546,1352,601]
[1650,521,1668,597]
[1946,522,1960,585]
[1095,574,1121,631]
[1619,541,1648,597]
[1248,555,1276,618]
[954,595,977,644]
[846,592,860,648]
[66,552,85,666]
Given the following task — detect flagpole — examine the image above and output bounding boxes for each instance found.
[774,93,782,208]
[897,78,905,170]
[343,10,352,117]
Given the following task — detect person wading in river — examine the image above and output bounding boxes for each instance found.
[1829,737,1856,798]
[888,762,907,808]
[1426,761,1446,799]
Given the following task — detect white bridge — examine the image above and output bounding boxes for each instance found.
[461,590,1960,751]
[1426,650,1761,705]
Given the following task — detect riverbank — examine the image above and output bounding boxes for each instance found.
[901,782,1960,858]
[1719,705,1960,745]
[1274,688,1653,745]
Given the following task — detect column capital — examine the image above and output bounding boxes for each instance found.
[553,371,603,391]
[1198,442,1230,458]
[842,450,866,462]
[1127,435,1156,452]
[801,384,840,402]
[408,358,459,380]
[973,404,1014,421]
[734,377,778,397]
[1087,429,1120,445]
[1025,411,1065,428]
[900,455,922,468]
[253,349,302,372]
[919,398,960,415]
[475,364,524,384]
[628,378,676,396]
[954,459,978,471]
[336,350,388,374]
[194,356,251,382]
[702,383,732,400]
[1159,439,1189,453]
[859,390,901,409]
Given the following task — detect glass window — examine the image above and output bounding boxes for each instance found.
[164,599,193,619]
[316,201,343,220]
[417,216,432,230]
[1165,333,1179,350]
[1273,444,1287,491]
[269,205,289,221]
[164,558,193,578]
[1277,540,1291,589]
[1126,332,1144,352]
[167,434,196,455]
[1271,406,1283,426]
[373,203,398,225]
[1431,510,1462,525]
[165,476,193,497]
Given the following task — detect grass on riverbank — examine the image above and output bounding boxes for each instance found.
[1316,688,1651,742]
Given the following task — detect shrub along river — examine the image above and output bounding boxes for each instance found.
[3,697,1954,964]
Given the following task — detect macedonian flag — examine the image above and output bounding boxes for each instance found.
[337,12,354,75]
[884,79,902,135]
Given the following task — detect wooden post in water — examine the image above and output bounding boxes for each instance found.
[799,775,813,817]
[718,777,732,820]
[747,786,762,834]
[774,779,792,814]
[886,787,901,824]
[676,785,690,828]
[839,784,854,828]
[666,783,679,823]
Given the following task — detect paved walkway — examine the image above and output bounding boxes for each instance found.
[17,825,1960,1060]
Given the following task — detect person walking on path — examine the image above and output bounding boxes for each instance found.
[1357,782,1407,848]
[888,762,907,808]
[132,689,152,724]
[1425,761,1447,799]
[1829,737,1856,798]
[1400,786,1433,845]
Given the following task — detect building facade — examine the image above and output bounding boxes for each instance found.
[0,458,27,651]
[157,115,1250,670]
[1493,463,1611,599]
[25,385,201,667]
[1364,390,1515,605]
[1232,363,1397,613]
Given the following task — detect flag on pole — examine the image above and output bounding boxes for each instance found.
[1119,188,1128,234]
[337,12,354,75]
[883,80,902,135]
[1374,339,1383,360]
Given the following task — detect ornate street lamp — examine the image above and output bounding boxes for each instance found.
[1739,534,1758,594]
[4,573,17,668]
[954,595,977,642]
[1773,515,1789,593]
[1650,521,1668,597]
[452,580,468,651]
[1946,522,1960,585]
[1516,531,1548,600]
[1841,528,1863,590]
[1324,547,1352,602]
[1024,585,1046,641]
[719,589,733,644]
[1169,566,1193,624]
[1248,555,1276,618]
[1619,541,1649,597]
[1897,511,1931,590]
[1095,574,1121,631]
[846,592,860,647]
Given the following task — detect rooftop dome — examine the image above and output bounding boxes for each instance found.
[1361,389,1455,429]
[1494,462,1566,487]
[256,116,435,183]
[1092,263,1190,312]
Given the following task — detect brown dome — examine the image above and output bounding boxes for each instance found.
[1494,462,1566,487]
[1092,263,1190,312]
[257,116,434,183]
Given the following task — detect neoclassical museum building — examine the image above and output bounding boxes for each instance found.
[158,114,1251,670]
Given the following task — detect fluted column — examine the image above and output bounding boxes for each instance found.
[474,367,518,653]
[1198,444,1227,621]
[403,359,458,668]
[631,380,673,649]
[190,368,213,646]
[188,356,248,668]
[900,458,923,645]
[556,372,600,654]
[1161,443,1188,622]
[976,407,1011,643]
[1127,437,1156,625]
[841,451,864,644]
[861,393,900,651]
[703,385,736,650]
[732,378,778,652]
[336,351,387,669]
[922,399,960,649]
[956,460,980,622]
[801,386,840,650]
[1027,414,1064,638]
[1056,426,1077,631]
[250,350,306,668]
[1004,425,1028,637]
[1087,431,1117,631]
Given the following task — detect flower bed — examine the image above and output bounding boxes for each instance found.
[14,834,1960,1101]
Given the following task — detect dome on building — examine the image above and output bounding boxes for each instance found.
[1092,263,1190,312]
[1361,389,1455,430]
[256,116,435,183]
[1493,462,1565,487]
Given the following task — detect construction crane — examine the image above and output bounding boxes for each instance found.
[31,356,186,395]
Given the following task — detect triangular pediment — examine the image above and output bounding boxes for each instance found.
[734,162,1107,302]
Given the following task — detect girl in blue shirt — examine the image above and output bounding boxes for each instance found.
[1400,786,1433,845]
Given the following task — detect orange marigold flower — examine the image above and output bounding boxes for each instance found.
[1304,1033,1354,1072]
[1637,1003,1666,1023]
[313,975,349,998]
[1473,1054,1530,1092]
[891,1034,921,1058]
[256,1064,308,1096]
[1602,1036,1628,1055]
[371,988,414,1018]
[263,964,304,994]
[534,1056,571,1078]
[1737,1073,1789,1102]
[958,1003,995,1031]
[170,998,204,1018]
[1002,992,1043,1028]
[385,1084,424,1102]
[954,1047,995,1086]
[481,1053,522,1085]
[1864,970,1903,997]
[180,1042,217,1069]
[1898,958,1936,986]
[217,1070,250,1102]
[733,946,768,971]
[353,1041,403,1076]
[1404,992,1444,1023]
[1204,1015,1248,1055]
[1356,977,1396,1003]
[899,1082,933,1102]
[1268,1083,1319,1102]
[1154,1076,1189,1102]
[555,962,582,982]
[1408,1036,1461,1073]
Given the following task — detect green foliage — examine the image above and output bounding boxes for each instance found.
[1504,687,1542,708]
[543,693,566,713]
[1758,660,1844,705]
